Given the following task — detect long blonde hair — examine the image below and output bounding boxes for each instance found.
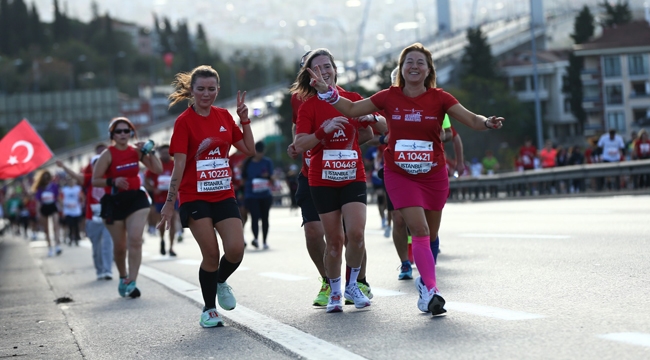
[168,65,220,108]
[32,169,52,192]
[395,43,437,89]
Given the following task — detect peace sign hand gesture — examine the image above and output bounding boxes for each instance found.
[236,90,249,123]
[306,67,329,94]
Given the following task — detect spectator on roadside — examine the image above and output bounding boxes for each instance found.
[539,140,557,169]
[481,150,499,175]
[627,131,638,160]
[469,157,483,177]
[519,138,537,171]
[634,129,650,188]
[555,146,569,167]
[597,129,626,190]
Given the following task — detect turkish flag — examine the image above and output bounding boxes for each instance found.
[0,119,53,179]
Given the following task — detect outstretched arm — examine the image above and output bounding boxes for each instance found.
[307,67,380,118]
[447,103,504,131]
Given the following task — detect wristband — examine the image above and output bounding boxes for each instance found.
[316,85,335,101]
[241,119,251,125]
[484,119,493,129]
[106,178,113,186]
[379,135,386,145]
[315,127,327,140]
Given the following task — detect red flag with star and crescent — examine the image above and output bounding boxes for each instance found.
[0,119,53,179]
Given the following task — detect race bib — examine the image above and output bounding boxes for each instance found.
[640,143,650,154]
[321,149,358,182]
[606,148,619,157]
[41,191,55,204]
[252,178,270,193]
[197,158,232,192]
[157,175,171,190]
[394,139,434,174]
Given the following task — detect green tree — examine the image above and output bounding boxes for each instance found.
[450,76,534,166]
[600,0,632,27]
[0,0,12,55]
[53,0,69,42]
[565,5,595,134]
[460,27,497,80]
[11,0,30,52]
[29,3,46,49]
[376,59,398,90]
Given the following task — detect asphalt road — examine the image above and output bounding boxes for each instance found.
[2,195,649,359]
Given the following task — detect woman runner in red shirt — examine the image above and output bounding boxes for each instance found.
[293,49,387,313]
[157,65,255,328]
[92,117,163,298]
[308,43,504,316]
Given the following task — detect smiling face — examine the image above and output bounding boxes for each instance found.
[191,76,219,112]
[310,54,336,87]
[401,51,430,85]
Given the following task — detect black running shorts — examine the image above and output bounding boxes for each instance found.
[179,198,241,228]
[310,181,367,215]
[294,173,320,225]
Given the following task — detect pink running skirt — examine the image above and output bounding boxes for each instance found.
[384,166,449,211]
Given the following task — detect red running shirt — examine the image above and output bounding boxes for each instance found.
[296,87,368,187]
[105,146,141,191]
[145,160,174,204]
[169,106,243,205]
[370,87,458,178]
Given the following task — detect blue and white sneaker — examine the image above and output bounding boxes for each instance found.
[326,292,344,313]
[398,262,413,280]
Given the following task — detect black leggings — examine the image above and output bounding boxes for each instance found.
[245,197,272,243]
[65,215,81,241]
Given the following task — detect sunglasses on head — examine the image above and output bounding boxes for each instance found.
[113,129,132,134]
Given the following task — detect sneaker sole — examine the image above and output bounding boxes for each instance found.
[200,321,224,328]
[326,306,343,313]
[398,274,413,280]
[354,301,371,309]
[428,294,446,316]
[127,288,141,298]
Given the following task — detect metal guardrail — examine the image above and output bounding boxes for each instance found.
[448,159,650,200]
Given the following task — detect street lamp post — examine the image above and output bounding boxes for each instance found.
[530,0,544,149]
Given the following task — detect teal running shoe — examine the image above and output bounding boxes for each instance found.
[217,282,236,310]
[200,308,224,328]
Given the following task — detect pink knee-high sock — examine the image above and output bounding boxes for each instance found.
[412,235,437,291]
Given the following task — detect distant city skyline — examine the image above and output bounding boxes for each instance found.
[29,0,649,61]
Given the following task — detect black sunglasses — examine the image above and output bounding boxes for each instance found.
[113,129,131,134]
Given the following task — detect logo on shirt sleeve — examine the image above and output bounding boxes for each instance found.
[220,126,227,132]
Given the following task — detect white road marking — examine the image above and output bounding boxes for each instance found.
[174,259,202,266]
[370,288,407,297]
[445,302,545,320]
[598,333,650,348]
[259,272,310,281]
[459,233,571,239]
[139,265,367,360]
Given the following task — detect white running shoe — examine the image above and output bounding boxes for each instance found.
[326,292,344,313]
[344,283,371,309]
[217,282,237,310]
[200,308,224,328]
[415,276,434,313]
[384,225,391,238]
[47,247,54,257]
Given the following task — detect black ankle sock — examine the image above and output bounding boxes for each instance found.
[217,256,242,283]
[358,277,369,286]
[199,268,219,309]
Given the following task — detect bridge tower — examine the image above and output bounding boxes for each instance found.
[437,0,451,35]
[531,0,545,28]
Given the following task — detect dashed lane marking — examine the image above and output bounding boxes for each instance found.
[445,302,545,320]
[598,333,650,348]
[459,233,571,239]
[139,265,367,360]
[259,272,310,281]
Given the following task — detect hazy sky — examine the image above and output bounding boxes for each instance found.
[29,0,649,59]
